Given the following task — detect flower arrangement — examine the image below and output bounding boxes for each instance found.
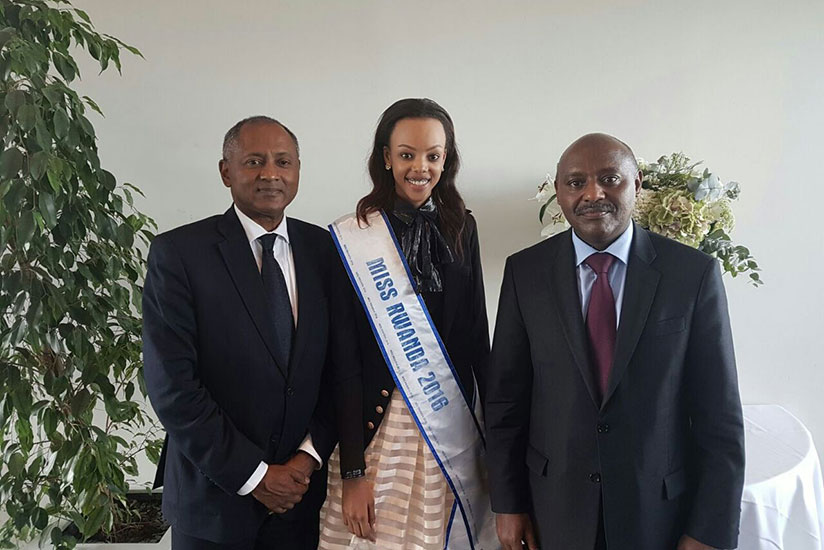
[535,152,762,286]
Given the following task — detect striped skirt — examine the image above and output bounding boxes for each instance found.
[319,391,455,549]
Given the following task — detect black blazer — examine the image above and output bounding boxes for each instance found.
[142,207,354,543]
[485,224,745,550]
[336,212,490,477]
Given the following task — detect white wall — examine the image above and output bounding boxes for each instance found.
[71,0,824,483]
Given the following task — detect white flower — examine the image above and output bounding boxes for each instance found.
[532,173,554,204]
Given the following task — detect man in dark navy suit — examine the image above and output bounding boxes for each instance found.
[486,134,745,550]
[143,116,353,549]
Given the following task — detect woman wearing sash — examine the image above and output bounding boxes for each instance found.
[319,98,492,549]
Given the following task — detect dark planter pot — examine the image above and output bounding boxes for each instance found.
[64,492,170,549]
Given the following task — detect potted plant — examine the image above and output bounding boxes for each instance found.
[0,1,165,548]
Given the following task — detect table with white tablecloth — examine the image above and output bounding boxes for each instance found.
[739,404,824,549]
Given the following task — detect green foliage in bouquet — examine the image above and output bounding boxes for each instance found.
[0,1,162,548]
[535,152,762,286]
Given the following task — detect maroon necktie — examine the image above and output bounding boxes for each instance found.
[585,253,616,401]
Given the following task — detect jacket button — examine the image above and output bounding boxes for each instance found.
[380,389,390,398]
[375,406,384,414]
[597,423,610,433]
[367,421,375,430]
[589,472,601,483]
[286,387,295,397]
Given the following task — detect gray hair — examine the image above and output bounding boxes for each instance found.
[222,115,300,159]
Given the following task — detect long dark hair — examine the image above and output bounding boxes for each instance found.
[357,98,467,258]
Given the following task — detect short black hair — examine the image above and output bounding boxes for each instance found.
[222,115,300,159]
[556,133,638,175]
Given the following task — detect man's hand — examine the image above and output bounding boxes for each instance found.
[287,450,319,479]
[677,534,715,550]
[496,513,539,550]
[342,477,376,542]
[251,463,310,514]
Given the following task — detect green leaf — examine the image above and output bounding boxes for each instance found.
[78,115,95,138]
[120,42,144,58]
[26,300,43,326]
[70,389,93,417]
[87,37,101,61]
[0,27,16,50]
[83,95,103,116]
[34,119,52,151]
[52,52,76,82]
[0,58,11,84]
[7,452,25,477]
[115,223,134,248]
[0,115,9,141]
[83,503,108,538]
[43,84,64,106]
[42,407,58,437]
[100,169,115,190]
[73,8,92,24]
[32,507,48,530]
[4,90,25,114]
[29,151,49,180]
[15,417,33,452]
[53,108,70,140]
[16,209,35,246]
[16,103,37,131]
[0,147,24,179]
[39,191,58,227]
[2,179,26,210]
[46,158,63,192]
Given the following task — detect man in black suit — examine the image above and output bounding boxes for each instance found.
[485,133,745,550]
[143,116,352,549]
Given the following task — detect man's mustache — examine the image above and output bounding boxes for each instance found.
[575,201,616,216]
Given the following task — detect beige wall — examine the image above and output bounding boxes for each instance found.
[72,0,824,484]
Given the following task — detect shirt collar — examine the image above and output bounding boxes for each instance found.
[233,204,290,246]
[571,222,633,267]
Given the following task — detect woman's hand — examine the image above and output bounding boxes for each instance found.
[342,477,376,542]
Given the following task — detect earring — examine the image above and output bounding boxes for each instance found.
[385,164,391,170]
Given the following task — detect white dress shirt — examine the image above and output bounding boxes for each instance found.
[233,205,321,496]
[571,223,634,328]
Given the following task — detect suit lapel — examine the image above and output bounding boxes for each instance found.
[602,225,659,409]
[216,208,288,378]
[286,219,320,382]
[549,231,602,408]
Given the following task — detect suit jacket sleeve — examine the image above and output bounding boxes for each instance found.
[308,235,361,462]
[484,256,534,514]
[683,258,745,549]
[334,284,367,477]
[142,234,264,495]
[466,214,491,404]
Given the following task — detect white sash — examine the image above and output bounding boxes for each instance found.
[329,211,499,550]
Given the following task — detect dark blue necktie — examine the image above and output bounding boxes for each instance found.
[258,234,293,369]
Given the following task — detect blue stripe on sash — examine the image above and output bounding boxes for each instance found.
[445,500,459,549]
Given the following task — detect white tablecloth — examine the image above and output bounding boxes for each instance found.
[739,404,824,549]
